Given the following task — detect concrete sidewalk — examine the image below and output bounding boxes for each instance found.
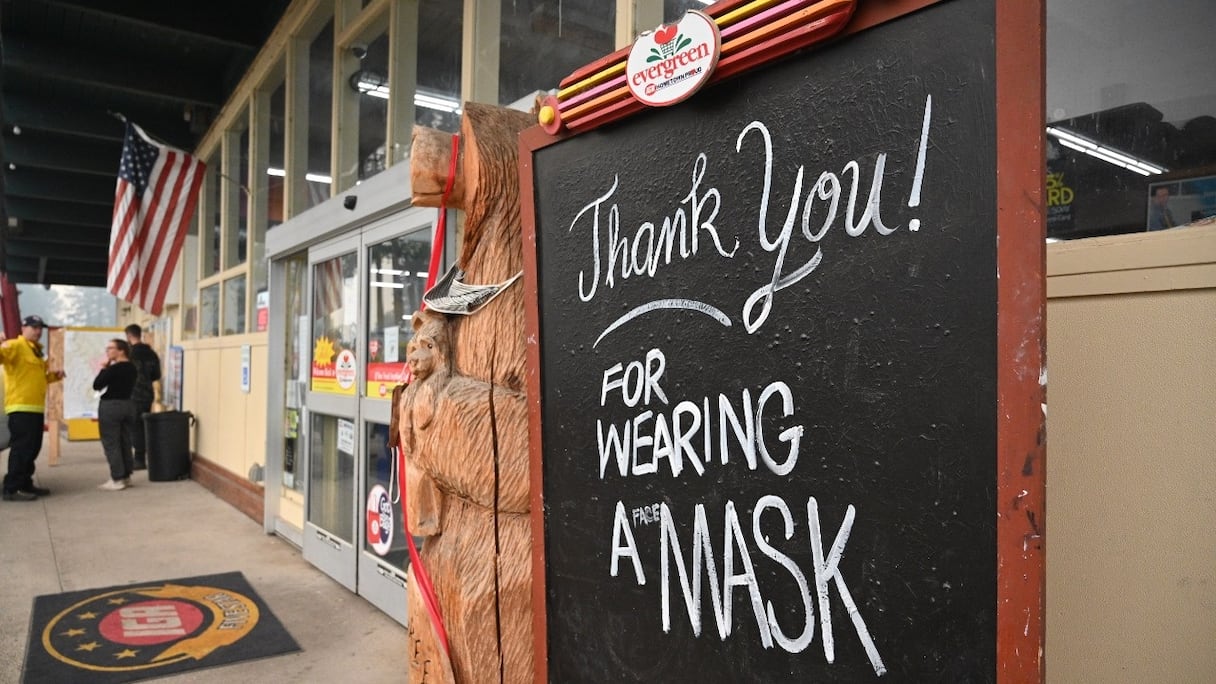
[0,438,405,683]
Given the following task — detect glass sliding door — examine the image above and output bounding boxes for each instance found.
[355,213,435,623]
[303,242,361,590]
[297,207,441,620]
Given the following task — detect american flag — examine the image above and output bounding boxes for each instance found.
[108,122,206,315]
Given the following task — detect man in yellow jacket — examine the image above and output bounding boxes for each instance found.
[2,315,65,501]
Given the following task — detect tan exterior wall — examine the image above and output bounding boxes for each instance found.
[1045,224,1216,682]
[180,333,269,483]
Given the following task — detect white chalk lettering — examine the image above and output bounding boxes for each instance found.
[596,380,801,480]
[579,95,934,345]
[611,501,646,584]
[572,156,736,304]
[646,496,884,674]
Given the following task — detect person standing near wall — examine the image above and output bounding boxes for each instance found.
[94,339,138,491]
[1,315,65,502]
[125,324,161,470]
[1148,185,1177,231]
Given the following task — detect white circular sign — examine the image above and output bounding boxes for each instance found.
[335,349,357,389]
[626,10,721,107]
[366,484,393,556]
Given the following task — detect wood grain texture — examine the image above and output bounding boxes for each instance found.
[401,103,535,683]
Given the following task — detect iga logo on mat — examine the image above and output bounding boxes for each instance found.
[41,583,259,673]
[626,10,720,107]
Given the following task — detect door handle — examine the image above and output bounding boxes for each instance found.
[315,530,341,550]
[376,565,406,588]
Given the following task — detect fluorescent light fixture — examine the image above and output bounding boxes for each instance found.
[355,82,462,114]
[1046,126,1166,177]
[266,167,333,184]
[371,268,407,276]
[370,282,405,289]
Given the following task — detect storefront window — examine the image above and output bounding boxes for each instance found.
[311,253,359,395]
[200,283,220,338]
[225,121,250,269]
[202,158,220,278]
[1046,1,1216,240]
[365,230,430,398]
[181,219,200,340]
[498,0,615,106]
[416,0,462,134]
[307,19,335,209]
[354,31,390,183]
[223,275,247,335]
[283,254,308,491]
[268,81,286,230]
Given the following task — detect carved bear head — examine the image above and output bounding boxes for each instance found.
[406,309,449,381]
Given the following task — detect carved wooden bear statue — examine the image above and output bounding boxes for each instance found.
[398,103,535,684]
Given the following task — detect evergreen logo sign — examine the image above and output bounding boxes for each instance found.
[627,11,721,107]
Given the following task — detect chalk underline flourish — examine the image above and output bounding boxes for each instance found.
[593,298,732,348]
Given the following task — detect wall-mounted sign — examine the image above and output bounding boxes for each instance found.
[240,344,251,394]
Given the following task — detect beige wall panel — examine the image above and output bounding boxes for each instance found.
[212,346,252,475]
[1046,286,1216,682]
[187,348,223,460]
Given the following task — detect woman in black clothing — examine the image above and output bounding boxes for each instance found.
[93,338,138,491]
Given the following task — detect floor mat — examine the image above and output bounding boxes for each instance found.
[22,571,300,684]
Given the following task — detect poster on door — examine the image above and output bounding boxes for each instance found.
[366,361,408,399]
[311,335,357,395]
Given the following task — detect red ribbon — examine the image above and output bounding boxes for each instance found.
[400,132,459,657]
[423,133,461,297]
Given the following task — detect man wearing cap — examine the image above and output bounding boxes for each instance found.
[1,315,66,501]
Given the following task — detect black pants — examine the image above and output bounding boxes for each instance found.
[3,411,44,493]
[131,400,152,463]
[98,399,137,481]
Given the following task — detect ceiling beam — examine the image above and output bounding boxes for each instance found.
[3,133,121,176]
[5,253,107,272]
[3,267,107,288]
[9,221,111,246]
[4,240,109,263]
[3,168,116,205]
[5,197,111,227]
[3,37,224,109]
[1,92,126,142]
[35,0,264,52]
[1,92,197,149]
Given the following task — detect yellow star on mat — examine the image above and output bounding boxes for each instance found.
[76,612,98,620]
[107,597,128,605]
[76,642,101,652]
[60,628,86,637]
[114,649,139,659]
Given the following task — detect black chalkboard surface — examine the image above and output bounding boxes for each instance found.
[526,1,1015,681]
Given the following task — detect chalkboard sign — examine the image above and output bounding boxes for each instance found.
[521,1,1045,681]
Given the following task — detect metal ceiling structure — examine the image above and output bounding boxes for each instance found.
[0,0,291,288]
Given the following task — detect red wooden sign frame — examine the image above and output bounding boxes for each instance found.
[519,1,1045,681]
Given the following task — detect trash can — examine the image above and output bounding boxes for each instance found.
[144,411,194,481]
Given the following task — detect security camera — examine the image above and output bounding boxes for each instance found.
[351,43,368,60]
[344,195,358,211]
